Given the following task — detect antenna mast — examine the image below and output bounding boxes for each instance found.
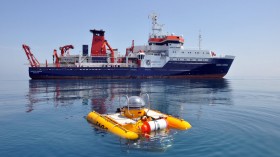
[148,13,164,37]
[198,30,202,50]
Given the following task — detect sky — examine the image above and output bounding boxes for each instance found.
[0,0,280,80]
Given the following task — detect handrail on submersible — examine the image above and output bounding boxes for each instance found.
[119,95,134,117]
[140,93,151,114]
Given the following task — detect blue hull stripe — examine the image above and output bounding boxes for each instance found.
[29,59,234,79]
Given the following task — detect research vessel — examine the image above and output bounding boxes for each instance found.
[23,14,235,79]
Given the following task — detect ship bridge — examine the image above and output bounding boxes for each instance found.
[148,13,184,46]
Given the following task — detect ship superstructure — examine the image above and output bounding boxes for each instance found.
[23,14,235,79]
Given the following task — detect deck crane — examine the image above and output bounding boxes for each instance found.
[53,49,60,67]
[59,45,74,56]
[125,40,134,56]
[102,40,115,63]
[22,44,40,67]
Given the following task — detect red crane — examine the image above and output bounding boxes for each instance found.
[126,40,134,56]
[53,49,60,67]
[22,44,40,67]
[59,45,74,56]
[103,40,115,63]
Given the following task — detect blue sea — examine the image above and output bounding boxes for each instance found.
[0,78,280,157]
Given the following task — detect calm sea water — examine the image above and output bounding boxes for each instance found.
[0,78,280,157]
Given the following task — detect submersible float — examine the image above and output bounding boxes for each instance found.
[86,94,191,140]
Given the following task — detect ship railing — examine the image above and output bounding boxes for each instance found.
[76,63,137,68]
[36,63,78,68]
[38,63,53,67]
[34,62,140,68]
[91,54,107,56]
[212,55,235,59]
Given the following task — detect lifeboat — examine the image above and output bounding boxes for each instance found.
[86,94,191,140]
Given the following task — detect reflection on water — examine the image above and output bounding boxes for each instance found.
[119,130,175,152]
[27,79,232,114]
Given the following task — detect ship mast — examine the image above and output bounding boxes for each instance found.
[149,13,164,37]
[198,30,202,50]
